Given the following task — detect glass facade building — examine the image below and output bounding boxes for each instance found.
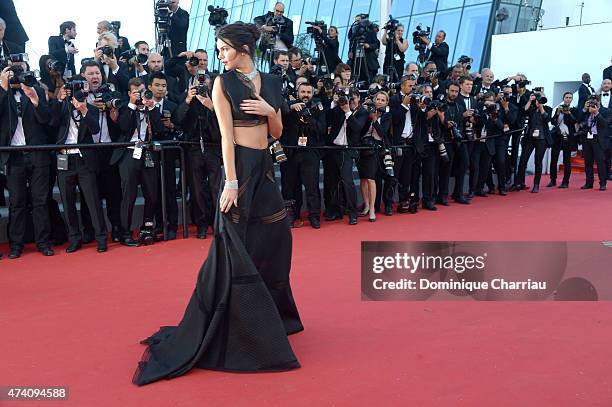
[187,0,542,72]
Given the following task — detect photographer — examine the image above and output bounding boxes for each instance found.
[0,63,53,258]
[457,75,476,201]
[145,71,180,240]
[418,61,443,98]
[422,30,449,77]
[599,79,612,180]
[382,23,408,83]
[287,47,315,86]
[254,2,294,52]
[388,75,420,213]
[94,31,129,93]
[326,88,366,225]
[175,73,220,239]
[97,21,130,58]
[79,60,122,243]
[310,24,341,74]
[124,41,150,79]
[178,49,209,92]
[51,76,107,253]
[547,92,579,188]
[513,90,552,193]
[147,52,182,108]
[159,0,190,59]
[280,82,326,229]
[38,54,65,101]
[437,81,468,205]
[359,91,391,221]
[48,21,78,79]
[469,92,504,197]
[110,78,164,246]
[579,95,610,191]
[347,14,379,83]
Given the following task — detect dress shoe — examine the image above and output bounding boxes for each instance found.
[166,230,177,240]
[600,184,607,191]
[65,241,82,253]
[358,208,369,217]
[558,182,569,189]
[8,248,22,259]
[467,191,475,198]
[397,202,411,213]
[111,226,122,243]
[384,206,393,216]
[197,226,208,239]
[120,237,140,247]
[324,213,342,221]
[97,241,108,253]
[546,180,556,187]
[310,217,321,229]
[580,184,593,190]
[435,197,449,206]
[498,189,508,196]
[368,212,376,222]
[39,246,54,256]
[348,214,357,225]
[608,175,612,181]
[454,196,470,204]
[291,218,304,228]
[531,184,540,193]
[82,231,94,244]
[475,190,488,197]
[422,201,437,211]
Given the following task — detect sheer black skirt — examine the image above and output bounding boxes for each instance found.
[133,144,303,386]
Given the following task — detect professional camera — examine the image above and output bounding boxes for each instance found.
[306,20,327,36]
[187,56,200,67]
[154,0,172,34]
[350,14,374,43]
[110,21,121,35]
[121,49,148,65]
[135,89,154,107]
[412,24,431,54]
[585,100,598,109]
[266,14,288,33]
[383,15,400,33]
[269,139,287,163]
[382,149,395,177]
[9,53,29,64]
[535,95,548,104]
[559,104,571,113]
[303,57,319,65]
[208,5,228,27]
[100,46,114,57]
[409,93,431,106]
[8,65,38,87]
[457,55,473,71]
[335,88,350,106]
[449,122,463,141]
[195,82,209,97]
[428,99,447,112]
[65,79,90,102]
[46,58,65,73]
[485,103,498,115]
[94,84,123,109]
[516,79,531,88]
[321,74,334,90]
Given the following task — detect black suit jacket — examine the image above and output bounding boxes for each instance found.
[474,108,504,155]
[110,105,165,165]
[551,106,579,150]
[98,61,130,94]
[1,39,23,56]
[348,30,380,71]
[254,13,295,50]
[48,35,76,77]
[281,101,327,151]
[328,106,368,150]
[0,86,51,166]
[577,83,595,111]
[389,94,419,146]
[0,0,28,47]
[426,42,449,74]
[582,108,611,150]
[603,65,612,81]
[163,7,189,58]
[51,101,101,172]
[155,98,178,141]
[174,97,220,149]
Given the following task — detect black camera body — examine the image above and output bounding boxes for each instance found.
[9,65,38,87]
[121,49,148,65]
[94,84,123,109]
[65,79,89,102]
[46,58,65,73]
[335,88,350,106]
[100,46,114,57]
[350,15,375,43]
[384,15,400,33]
[306,20,327,36]
[428,99,447,112]
[412,24,431,53]
[208,5,228,27]
[457,55,473,71]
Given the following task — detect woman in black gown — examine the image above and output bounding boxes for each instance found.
[132,22,303,386]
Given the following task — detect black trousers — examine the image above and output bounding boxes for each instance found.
[57,155,107,244]
[154,149,179,231]
[387,144,420,205]
[582,139,607,186]
[280,149,321,220]
[506,130,523,184]
[6,152,51,249]
[187,147,222,229]
[515,138,547,186]
[605,147,611,179]
[328,150,357,216]
[118,153,158,235]
[470,142,492,193]
[452,142,470,198]
[321,150,336,216]
[419,144,436,203]
[82,151,122,235]
[549,142,572,184]
[436,141,455,199]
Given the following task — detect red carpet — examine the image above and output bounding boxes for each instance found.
[1,174,612,406]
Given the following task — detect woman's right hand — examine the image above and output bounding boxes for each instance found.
[219,186,238,213]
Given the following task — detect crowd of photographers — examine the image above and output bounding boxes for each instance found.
[0,1,611,259]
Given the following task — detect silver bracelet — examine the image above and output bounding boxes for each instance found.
[225,179,238,190]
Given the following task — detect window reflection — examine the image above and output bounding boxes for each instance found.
[432,8,462,67]
[412,0,437,15]
[390,0,414,18]
[454,4,490,69]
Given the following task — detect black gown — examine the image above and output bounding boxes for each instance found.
[133,70,303,386]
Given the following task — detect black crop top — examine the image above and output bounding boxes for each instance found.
[220,70,283,127]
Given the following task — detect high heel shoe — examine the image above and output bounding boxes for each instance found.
[369,212,376,222]
[358,207,370,217]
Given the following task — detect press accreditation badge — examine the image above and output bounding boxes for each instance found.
[587,132,594,140]
[394,54,401,61]
[503,124,510,133]
[298,136,308,147]
[133,142,143,160]
[481,127,487,142]
[532,129,540,138]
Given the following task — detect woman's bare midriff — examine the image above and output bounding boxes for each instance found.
[233,123,270,149]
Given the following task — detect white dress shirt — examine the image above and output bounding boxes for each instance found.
[10,92,26,146]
